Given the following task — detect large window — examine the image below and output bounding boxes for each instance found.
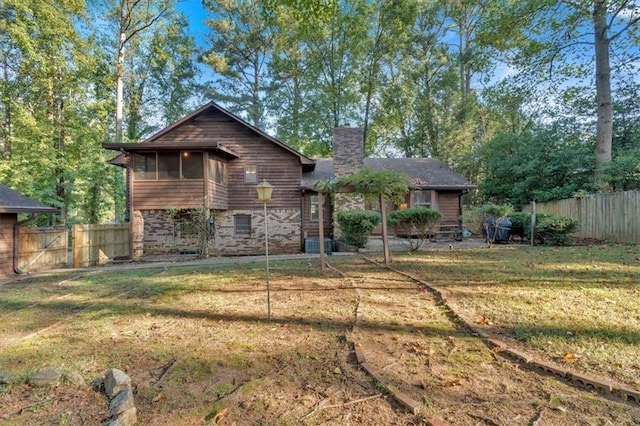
[132,151,203,180]
[234,214,251,235]
[158,153,180,179]
[133,153,156,180]
[181,152,203,179]
[413,190,432,208]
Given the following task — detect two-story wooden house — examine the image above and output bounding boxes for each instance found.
[103,102,475,257]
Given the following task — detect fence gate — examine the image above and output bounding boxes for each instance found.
[17,226,68,273]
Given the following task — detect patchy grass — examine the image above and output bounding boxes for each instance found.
[390,244,640,387]
[0,245,639,425]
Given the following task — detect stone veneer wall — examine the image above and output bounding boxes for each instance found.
[140,208,302,256]
[212,208,301,255]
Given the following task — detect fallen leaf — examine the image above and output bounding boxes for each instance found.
[562,352,580,363]
[213,408,228,424]
[478,315,492,325]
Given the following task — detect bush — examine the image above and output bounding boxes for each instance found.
[336,210,381,249]
[387,207,442,251]
[508,211,529,241]
[507,211,578,245]
[533,213,578,246]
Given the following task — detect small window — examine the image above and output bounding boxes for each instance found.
[209,159,226,184]
[181,151,203,179]
[234,214,251,235]
[244,164,257,183]
[310,195,327,221]
[413,190,432,208]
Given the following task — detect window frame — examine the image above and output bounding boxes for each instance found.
[244,164,257,184]
[413,189,432,208]
[234,214,252,236]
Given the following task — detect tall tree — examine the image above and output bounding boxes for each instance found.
[202,0,274,128]
[479,0,640,190]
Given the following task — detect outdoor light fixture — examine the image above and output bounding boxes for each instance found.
[256,179,273,320]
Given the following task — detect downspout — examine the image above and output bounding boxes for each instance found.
[300,189,305,251]
[13,212,37,274]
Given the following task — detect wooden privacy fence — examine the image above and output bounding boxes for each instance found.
[72,224,130,268]
[523,190,640,244]
[17,226,68,273]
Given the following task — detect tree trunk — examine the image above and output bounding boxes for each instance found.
[380,193,390,264]
[593,0,612,191]
[116,31,126,144]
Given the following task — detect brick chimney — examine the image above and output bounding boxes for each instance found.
[333,126,364,178]
[332,126,365,238]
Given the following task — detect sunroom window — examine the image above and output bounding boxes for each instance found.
[132,152,203,180]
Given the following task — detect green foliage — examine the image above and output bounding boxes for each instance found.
[601,150,640,191]
[532,213,578,246]
[333,167,409,205]
[335,210,380,249]
[480,126,594,206]
[507,211,529,241]
[462,203,512,236]
[507,211,578,246]
[387,207,441,251]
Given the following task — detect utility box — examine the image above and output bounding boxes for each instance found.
[304,238,333,255]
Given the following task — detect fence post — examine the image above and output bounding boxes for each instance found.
[530,200,536,246]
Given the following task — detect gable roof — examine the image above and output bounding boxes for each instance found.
[301,158,476,191]
[103,101,315,167]
[0,184,57,214]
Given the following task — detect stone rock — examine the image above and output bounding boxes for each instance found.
[0,370,15,385]
[64,370,86,386]
[104,369,131,399]
[113,407,137,426]
[109,388,135,417]
[29,368,64,387]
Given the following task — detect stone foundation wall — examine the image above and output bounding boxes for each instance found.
[212,208,302,255]
[139,208,302,256]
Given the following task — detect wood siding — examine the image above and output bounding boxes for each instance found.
[0,213,16,280]
[208,180,228,210]
[133,180,206,210]
[151,112,303,210]
[302,192,333,238]
[437,191,462,224]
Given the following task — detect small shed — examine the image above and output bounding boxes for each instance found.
[0,185,57,281]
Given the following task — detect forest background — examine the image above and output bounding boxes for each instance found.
[1,0,639,226]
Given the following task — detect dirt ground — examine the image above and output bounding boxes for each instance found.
[1,249,639,425]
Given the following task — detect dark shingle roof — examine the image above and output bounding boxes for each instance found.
[301,158,476,191]
[0,184,57,214]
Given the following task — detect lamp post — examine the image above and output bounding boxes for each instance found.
[256,179,273,320]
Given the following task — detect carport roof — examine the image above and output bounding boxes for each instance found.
[0,184,57,214]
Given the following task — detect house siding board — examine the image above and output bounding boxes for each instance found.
[0,213,16,280]
[438,192,462,223]
[208,180,228,210]
[134,180,205,210]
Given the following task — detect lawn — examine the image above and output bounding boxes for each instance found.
[0,244,639,425]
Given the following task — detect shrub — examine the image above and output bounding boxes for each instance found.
[506,211,578,246]
[336,210,381,249]
[387,207,442,251]
[508,211,530,241]
[533,213,578,246]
